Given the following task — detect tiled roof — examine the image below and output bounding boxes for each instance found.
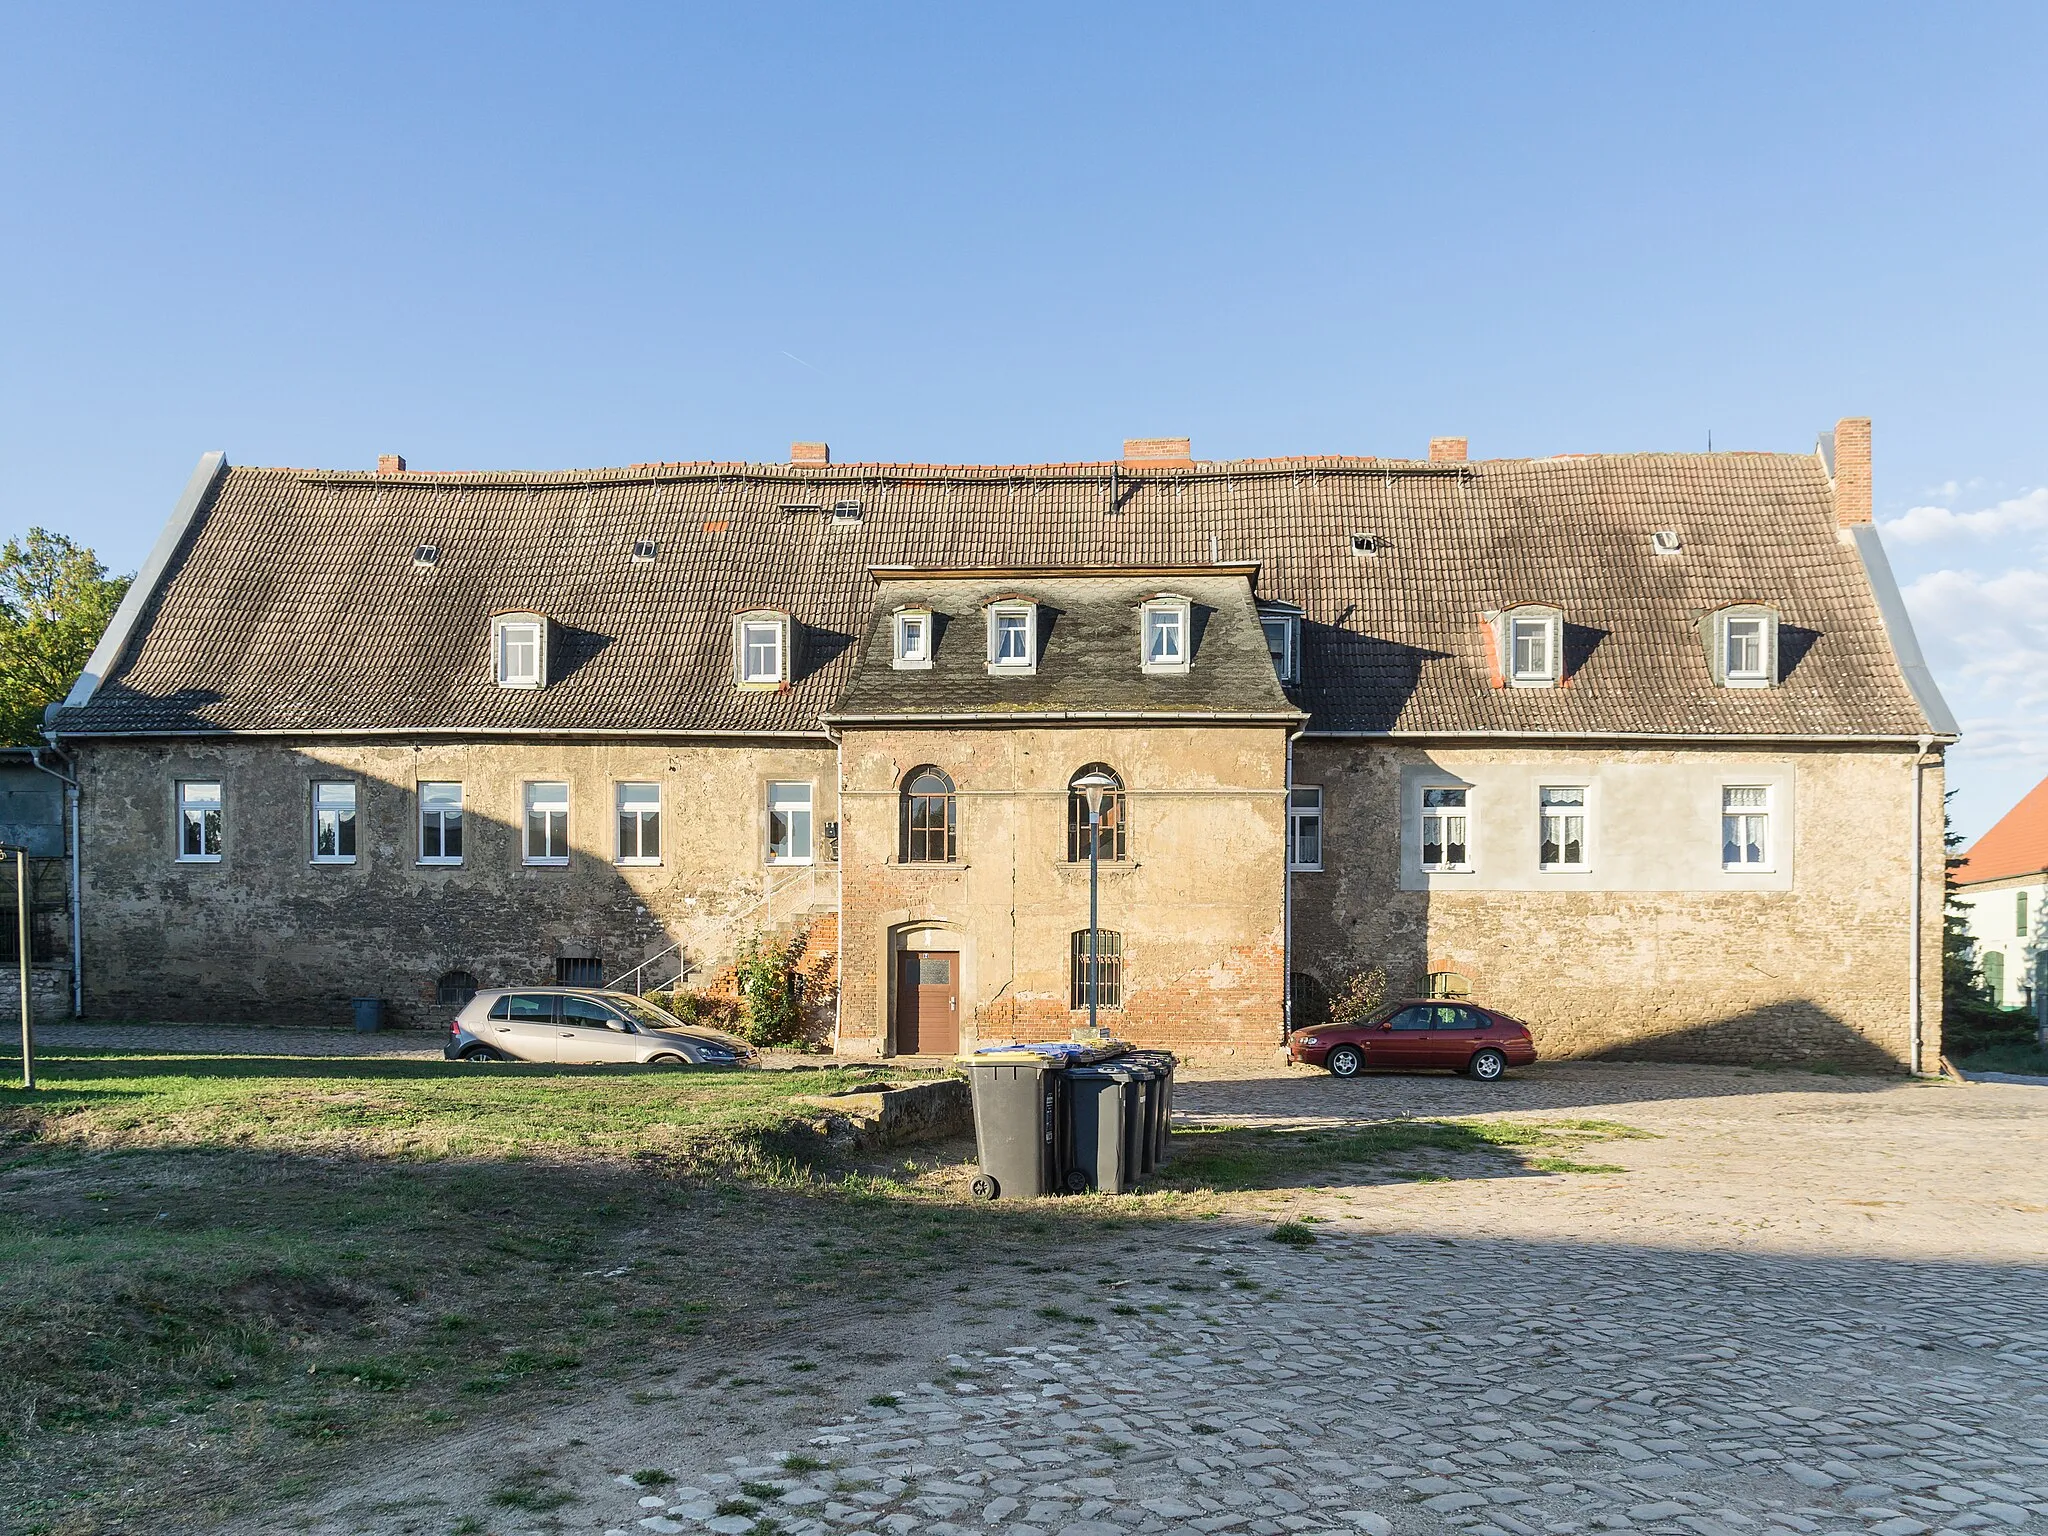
[828,572,1299,721]
[56,452,1940,740]
[1957,774,2048,885]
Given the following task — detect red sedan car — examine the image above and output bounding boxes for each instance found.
[1288,1000,1537,1081]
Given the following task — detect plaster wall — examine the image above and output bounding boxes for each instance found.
[834,724,1290,1059]
[1294,741,1944,1069]
[1954,876,2046,1011]
[74,739,837,1025]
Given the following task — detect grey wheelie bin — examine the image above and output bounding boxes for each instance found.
[960,1046,1074,1200]
[1126,1050,1177,1167]
[1064,1059,1144,1193]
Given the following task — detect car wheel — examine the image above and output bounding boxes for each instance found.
[970,1174,999,1201]
[459,1045,505,1062]
[1467,1048,1507,1081]
[1327,1044,1364,1079]
[647,1054,686,1067]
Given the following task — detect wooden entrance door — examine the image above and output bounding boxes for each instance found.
[897,950,959,1055]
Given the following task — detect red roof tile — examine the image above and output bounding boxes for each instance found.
[1958,774,2048,885]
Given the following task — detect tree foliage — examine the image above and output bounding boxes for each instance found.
[0,529,129,746]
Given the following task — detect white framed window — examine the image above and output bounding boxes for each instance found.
[734,612,789,687]
[1261,614,1300,683]
[419,782,464,865]
[1141,596,1191,674]
[1288,786,1323,871]
[616,782,660,865]
[767,781,814,865]
[1538,785,1588,870]
[1721,785,1771,870]
[1421,785,1472,872]
[1506,611,1561,686]
[986,601,1036,674]
[892,608,932,669]
[312,781,358,864]
[176,780,222,862]
[492,613,546,689]
[524,781,570,866]
[1708,606,1778,688]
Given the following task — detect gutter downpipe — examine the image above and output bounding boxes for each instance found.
[29,736,81,1019]
[1910,733,1933,1075]
[825,722,844,1054]
[1282,721,1309,1044]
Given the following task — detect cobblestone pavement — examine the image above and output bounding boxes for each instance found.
[583,1225,2048,1536]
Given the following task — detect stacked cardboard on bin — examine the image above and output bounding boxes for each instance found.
[957,1042,1176,1200]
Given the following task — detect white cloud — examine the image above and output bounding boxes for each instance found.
[1903,565,2048,772]
[1882,486,2048,544]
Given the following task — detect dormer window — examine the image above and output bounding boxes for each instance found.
[1489,605,1562,688]
[1141,596,1191,674]
[1259,606,1302,684]
[734,611,790,688]
[892,608,933,670]
[492,613,547,690]
[986,600,1037,675]
[1706,605,1778,688]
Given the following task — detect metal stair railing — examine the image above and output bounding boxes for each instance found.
[606,867,825,996]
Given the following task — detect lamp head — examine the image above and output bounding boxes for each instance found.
[1072,770,1118,821]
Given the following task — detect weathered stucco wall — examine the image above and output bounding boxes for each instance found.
[1292,740,1945,1069]
[75,739,838,1026]
[836,724,1290,1059]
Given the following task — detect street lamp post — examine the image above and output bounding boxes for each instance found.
[1072,772,1119,1040]
[5,846,30,1089]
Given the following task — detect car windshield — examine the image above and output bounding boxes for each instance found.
[610,995,684,1030]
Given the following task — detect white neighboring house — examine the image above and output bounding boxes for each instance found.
[1954,773,2048,1022]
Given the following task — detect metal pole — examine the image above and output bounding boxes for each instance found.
[1087,807,1100,1039]
[12,848,31,1090]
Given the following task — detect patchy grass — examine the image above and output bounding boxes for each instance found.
[0,1051,1108,1535]
[1268,1221,1317,1247]
[1156,1117,1651,1191]
[1955,1040,2048,1077]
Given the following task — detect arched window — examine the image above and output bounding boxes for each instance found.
[1067,764,1127,862]
[436,970,479,1006]
[1070,929,1124,1010]
[900,766,957,863]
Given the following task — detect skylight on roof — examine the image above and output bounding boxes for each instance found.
[1652,530,1683,555]
[412,545,440,569]
[832,500,864,524]
[631,538,658,562]
[1351,534,1379,556]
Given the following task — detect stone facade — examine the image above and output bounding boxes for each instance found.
[1290,740,1946,1069]
[835,724,1291,1059]
[74,738,837,1026]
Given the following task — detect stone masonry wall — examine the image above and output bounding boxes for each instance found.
[836,724,1290,1060]
[1291,741,1946,1070]
[75,739,838,1027]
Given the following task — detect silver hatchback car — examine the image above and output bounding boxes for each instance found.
[445,988,758,1067]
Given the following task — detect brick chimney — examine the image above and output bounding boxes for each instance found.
[791,441,830,466]
[377,454,406,475]
[1123,437,1193,467]
[1429,437,1468,463]
[1831,417,1871,526]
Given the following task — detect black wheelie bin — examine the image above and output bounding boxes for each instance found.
[1064,1058,1144,1193]
[1126,1050,1177,1168]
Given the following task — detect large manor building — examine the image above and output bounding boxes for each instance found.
[42,422,1955,1067]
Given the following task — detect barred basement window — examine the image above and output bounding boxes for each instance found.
[1067,764,1127,862]
[555,957,603,986]
[1070,929,1124,1010]
[437,970,479,1006]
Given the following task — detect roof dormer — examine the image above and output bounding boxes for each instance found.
[985,597,1037,676]
[734,609,792,690]
[1702,603,1779,689]
[1140,593,1192,675]
[491,611,549,690]
[1485,604,1563,689]
[891,605,934,670]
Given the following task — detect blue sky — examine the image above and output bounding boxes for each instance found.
[3,4,2043,837]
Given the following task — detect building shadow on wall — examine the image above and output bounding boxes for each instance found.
[1586,1000,1904,1074]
